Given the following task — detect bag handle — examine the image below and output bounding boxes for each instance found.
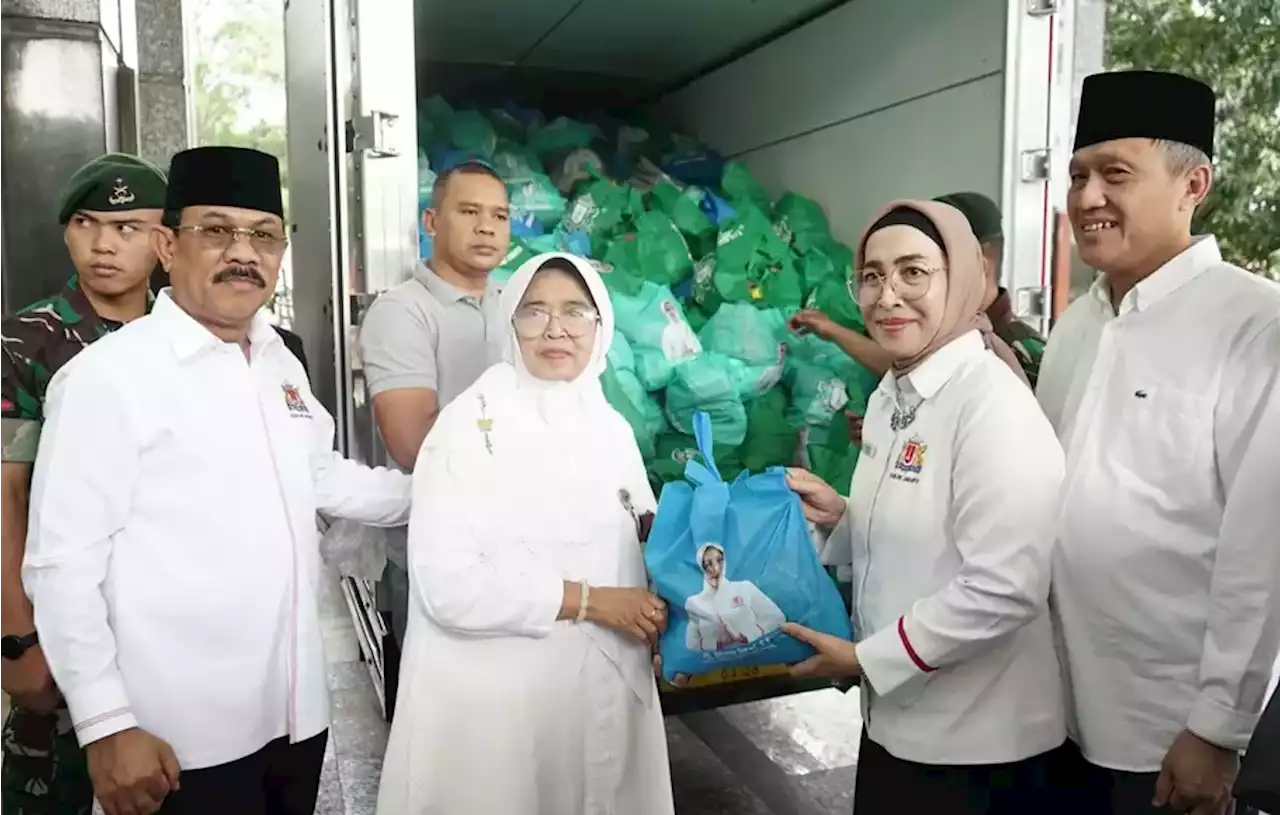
[683,411,722,486]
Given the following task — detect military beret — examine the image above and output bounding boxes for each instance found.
[56,153,168,225]
[933,191,1004,243]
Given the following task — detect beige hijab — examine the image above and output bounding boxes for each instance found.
[856,198,1029,386]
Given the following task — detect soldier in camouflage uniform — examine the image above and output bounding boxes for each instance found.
[933,191,1047,388]
[1,153,166,814]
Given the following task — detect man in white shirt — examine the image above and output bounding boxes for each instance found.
[22,146,412,815]
[1038,70,1280,814]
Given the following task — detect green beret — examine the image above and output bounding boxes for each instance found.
[933,191,1004,243]
[56,153,168,225]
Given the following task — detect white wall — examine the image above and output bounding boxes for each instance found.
[656,0,1009,249]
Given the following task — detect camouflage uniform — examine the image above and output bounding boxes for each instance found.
[986,286,1047,389]
[1,276,137,815]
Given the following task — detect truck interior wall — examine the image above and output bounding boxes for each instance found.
[655,0,1009,249]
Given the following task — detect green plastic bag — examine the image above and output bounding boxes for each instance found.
[611,282,703,391]
[807,276,865,332]
[601,331,656,460]
[739,388,797,473]
[642,394,668,438]
[774,193,831,254]
[447,110,497,157]
[684,300,712,335]
[797,248,837,298]
[528,116,598,156]
[650,182,717,257]
[714,207,804,309]
[648,431,744,486]
[721,161,773,213]
[636,211,694,287]
[488,109,526,143]
[664,354,748,448]
[596,237,645,297]
[561,172,643,256]
[611,282,703,357]
[699,302,787,366]
[691,254,722,313]
[725,356,785,400]
[806,412,859,497]
[786,363,852,432]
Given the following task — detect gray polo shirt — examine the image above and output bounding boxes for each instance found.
[358,262,505,566]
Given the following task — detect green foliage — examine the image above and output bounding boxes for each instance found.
[1107,0,1280,279]
[191,1,290,220]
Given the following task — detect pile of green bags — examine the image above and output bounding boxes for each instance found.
[415,97,882,494]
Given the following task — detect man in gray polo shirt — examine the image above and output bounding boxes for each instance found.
[357,161,511,652]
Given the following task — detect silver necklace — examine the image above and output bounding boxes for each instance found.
[890,401,919,431]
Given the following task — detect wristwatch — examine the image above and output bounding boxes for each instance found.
[1,632,39,661]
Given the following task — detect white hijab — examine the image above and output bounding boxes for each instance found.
[497,251,616,426]
[411,252,657,706]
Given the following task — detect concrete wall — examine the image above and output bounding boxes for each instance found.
[135,0,187,168]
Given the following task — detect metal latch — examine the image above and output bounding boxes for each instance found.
[1026,0,1062,15]
[346,111,400,158]
[1015,287,1049,319]
[1020,148,1051,182]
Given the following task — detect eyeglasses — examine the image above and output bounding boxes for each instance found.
[512,305,600,339]
[848,265,942,306]
[176,225,288,256]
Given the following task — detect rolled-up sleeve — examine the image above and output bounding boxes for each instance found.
[23,359,140,745]
[1187,319,1280,751]
[857,385,1064,698]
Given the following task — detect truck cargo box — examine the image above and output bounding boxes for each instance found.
[284,0,1074,719]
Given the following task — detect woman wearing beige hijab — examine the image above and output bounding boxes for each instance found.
[782,200,1068,813]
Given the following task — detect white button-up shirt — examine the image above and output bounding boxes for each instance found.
[23,292,411,770]
[1037,236,1280,772]
[824,330,1066,764]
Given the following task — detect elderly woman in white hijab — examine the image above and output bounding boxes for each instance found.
[684,542,786,651]
[375,253,675,815]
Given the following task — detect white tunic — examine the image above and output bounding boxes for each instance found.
[23,293,411,769]
[824,330,1066,765]
[1037,236,1280,772]
[376,253,674,815]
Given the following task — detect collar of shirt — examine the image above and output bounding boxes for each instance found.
[878,329,985,409]
[415,262,496,305]
[1088,235,1221,317]
[61,275,154,333]
[149,289,282,360]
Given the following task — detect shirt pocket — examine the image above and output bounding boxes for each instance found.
[1106,377,1212,503]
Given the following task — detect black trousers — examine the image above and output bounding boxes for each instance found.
[1051,740,1260,815]
[158,730,328,815]
[852,730,1075,815]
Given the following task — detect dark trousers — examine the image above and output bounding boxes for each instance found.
[158,730,328,815]
[1052,740,1260,815]
[853,730,1074,815]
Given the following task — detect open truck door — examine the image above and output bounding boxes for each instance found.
[283,0,1075,722]
[285,0,420,718]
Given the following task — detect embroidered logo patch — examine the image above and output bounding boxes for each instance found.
[732,595,745,608]
[281,383,310,416]
[894,438,927,475]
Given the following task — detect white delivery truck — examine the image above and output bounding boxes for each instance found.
[282,0,1077,720]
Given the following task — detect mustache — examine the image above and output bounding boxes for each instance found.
[212,266,266,288]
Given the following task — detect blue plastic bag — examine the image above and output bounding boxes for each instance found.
[645,412,853,683]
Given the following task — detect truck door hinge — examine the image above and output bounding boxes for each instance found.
[1020,148,1051,182]
[1026,0,1062,16]
[1016,287,1049,319]
[345,111,401,158]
